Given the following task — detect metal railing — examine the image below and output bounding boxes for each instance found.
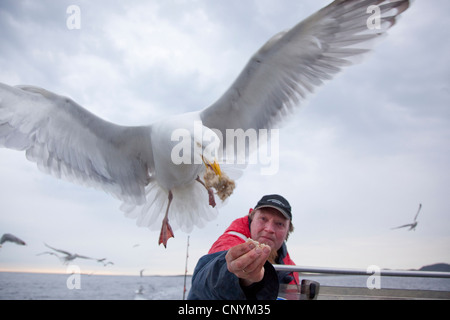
[274,265,450,299]
[273,264,450,279]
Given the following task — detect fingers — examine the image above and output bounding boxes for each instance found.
[226,241,254,261]
[242,246,269,273]
[226,241,271,285]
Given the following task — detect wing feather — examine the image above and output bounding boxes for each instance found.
[414,203,422,222]
[44,243,72,256]
[201,0,410,141]
[0,83,154,205]
[391,224,412,230]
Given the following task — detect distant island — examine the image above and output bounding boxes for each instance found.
[416,263,450,272]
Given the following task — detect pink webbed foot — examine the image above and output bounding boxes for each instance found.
[159,191,174,248]
[159,218,174,248]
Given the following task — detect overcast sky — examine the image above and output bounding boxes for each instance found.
[0,0,449,278]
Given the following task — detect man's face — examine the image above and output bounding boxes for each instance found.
[250,207,290,251]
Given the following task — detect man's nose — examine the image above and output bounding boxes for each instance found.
[264,221,276,233]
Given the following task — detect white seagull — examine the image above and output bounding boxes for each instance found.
[0,1,410,247]
[43,243,105,265]
[392,204,422,231]
[0,233,27,247]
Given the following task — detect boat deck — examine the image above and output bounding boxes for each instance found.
[316,286,450,300]
[274,265,450,300]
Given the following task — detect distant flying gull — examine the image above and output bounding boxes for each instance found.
[0,233,26,247]
[392,204,422,231]
[0,1,411,247]
[97,258,115,267]
[43,243,106,265]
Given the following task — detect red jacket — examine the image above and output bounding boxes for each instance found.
[209,216,299,285]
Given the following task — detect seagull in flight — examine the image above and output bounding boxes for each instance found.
[0,1,411,247]
[392,204,422,231]
[42,243,105,265]
[97,258,115,267]
[0,233,26,247]
[37,250,113,266]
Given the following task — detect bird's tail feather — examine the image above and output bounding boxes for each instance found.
[121,180,219,233]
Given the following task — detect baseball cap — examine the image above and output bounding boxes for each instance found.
[254,194,292,220]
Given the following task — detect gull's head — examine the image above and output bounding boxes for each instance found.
[193,126,222,177]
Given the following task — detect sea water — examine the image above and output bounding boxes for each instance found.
[0,272,191,300]
[0,272,449,300]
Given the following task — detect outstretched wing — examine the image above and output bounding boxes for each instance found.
[201,0,410,145]
[74,254,98,260]
[391,223,412,230]
[413,203,422,222]
[0,233,26,245]
[44,243,72,256]
[0,83,154,205]
[36,251,60,257]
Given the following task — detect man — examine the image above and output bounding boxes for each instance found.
[188,194,299,300]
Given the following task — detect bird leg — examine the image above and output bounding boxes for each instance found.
[196,176,216,208]
[159,190,175,248]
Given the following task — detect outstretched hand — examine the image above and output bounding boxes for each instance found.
[225,240,271,287]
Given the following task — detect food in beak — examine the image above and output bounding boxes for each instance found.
[203,158,235,202]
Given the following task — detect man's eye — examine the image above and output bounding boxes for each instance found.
[277,221,288,228]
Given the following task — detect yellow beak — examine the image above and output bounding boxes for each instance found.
[202,156,222,177]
